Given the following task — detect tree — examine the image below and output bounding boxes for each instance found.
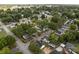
[21,24,37,35]
[23,8,32,18]
[21,24,32,31]
[59,34,66,43]
[5,35,16,46]
[11,13,22,22]
[0,35,16,49]
[12,24,37,37]
[1,9,22,23]
[6,9,12,14]
[41,14,46,19]
[69,24,76,30]
[29,41,42,54]
[33,10,39,14]
[66,31,76,42]
[1,16,13,23]
[26,28,37,35]
[75,31,79,41]
[51,15,61,23]
[62,11,75,19]
[37,20,48,31]
[12,25,25,37]
[48,32,58,44]
[0,38,7,49]
[0,12,7,18]
[59,31,76,43]
[75,12,79,18]
[75,20,79,28]
[48,22,58,30]
[31,15,38,20]
[0,9,4,13]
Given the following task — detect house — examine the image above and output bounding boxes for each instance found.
[55,46,63,53]
[36,41,43,47]
[67,49,77,54]
[36,38,55,54]
[50,43,77,54]
[48,43,55,48]
[60,44,65,48]
[40,45,54,54]
[65,42,75,49]
[6,22,17,29]
[45,11,50,14]
[23,34,33,41]
[19,18,32,24]
[34,26,41,32]
[40,45,45,49]
[50,43,69,54]
[41,36,49,43]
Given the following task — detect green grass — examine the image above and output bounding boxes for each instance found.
[0,31,7,39]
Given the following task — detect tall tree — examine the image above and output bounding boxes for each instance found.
[48,32,58,44]
[69,24,76,30]
[29,41,42,54]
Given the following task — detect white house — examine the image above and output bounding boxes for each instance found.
[19,18,32,24]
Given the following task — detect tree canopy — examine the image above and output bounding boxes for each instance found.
[48,32,58,44]
[0,35,16,49]
[29,41,42,54]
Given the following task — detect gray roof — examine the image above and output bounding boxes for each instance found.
[65,43,75,49]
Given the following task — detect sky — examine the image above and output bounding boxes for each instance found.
[0,0,79,4]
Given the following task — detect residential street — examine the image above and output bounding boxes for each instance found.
[56,19,74,35]
[0,20,31,54]
[0,19,52,54]
[0,19,75,54]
